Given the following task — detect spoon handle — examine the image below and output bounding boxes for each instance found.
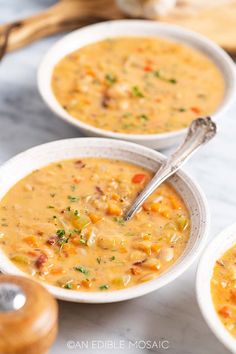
[124,117,216,221]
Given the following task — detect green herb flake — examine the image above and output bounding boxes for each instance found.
[154,70,177,84]
[113,216,125,225]
[132,86,144,98]
[68,195,79,203]
[105,73,117,85]
[64,283,73,289]
[99,284,109,290]
[96,257,102,264]
[50,193,56,198]
[74,266,89,276]
[80,236,87,245]
[47,205,55,209]
[139,114,149,122]
[110,256,116,261]
[178,108,186,112]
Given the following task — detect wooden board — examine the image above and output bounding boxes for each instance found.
[1,0,236,59]
[160,1,236,56]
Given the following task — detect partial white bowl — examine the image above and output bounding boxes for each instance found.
[196,223,236,353]
[0,138,209,303]
[38,20,236,150]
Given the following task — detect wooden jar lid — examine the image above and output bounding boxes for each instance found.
[0,275,58,354]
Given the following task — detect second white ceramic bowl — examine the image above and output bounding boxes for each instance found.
[197,223,236,353]
[0,138,209,303]
[38,20,236,150]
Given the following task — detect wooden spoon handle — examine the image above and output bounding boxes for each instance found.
[0,0,123,60]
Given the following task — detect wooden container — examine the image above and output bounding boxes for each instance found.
[0,275,58,354]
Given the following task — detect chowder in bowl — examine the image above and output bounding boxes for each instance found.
[38,20,236,149]
[0,138,209,303]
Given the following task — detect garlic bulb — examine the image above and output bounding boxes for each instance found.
[116,0,177,19]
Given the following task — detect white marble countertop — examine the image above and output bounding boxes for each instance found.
[0,2,235,353]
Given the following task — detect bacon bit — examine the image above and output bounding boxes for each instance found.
[133,259,147,266]
[47,236,57,246]
[75,160,86,169]
[101,93,110,108]
[35,254,48,269]
[132,173,146,184]
[130,266,142,275]
[219,306,232,318]
[191,107,201,114]
[95,186,104,195]
[37,231,43,236]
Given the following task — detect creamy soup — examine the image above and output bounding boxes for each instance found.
[0,158,190,292]
[212,244,236,337]
[52,37,224,135]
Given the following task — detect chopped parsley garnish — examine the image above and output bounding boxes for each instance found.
[99,284,109,290]
[50,193,56,198]
[74,266,89,276]
[68,195,79,203]
[110,256,116,261]
[64,283,73,289]
[56,229,69,247]
[132,86,144,98]
[96,257,102,264]
[105,73,117,85]
[56,229,65,237]
[123,112,132,118]
[178,108,186,112]
[80,236,87,245]
[47,205,54,209]
[113,216,125,225]
[154,70,177,84]
[139,114,149,122]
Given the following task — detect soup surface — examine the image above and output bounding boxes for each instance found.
[0,158,190,292]
[212,244,236,337]
[52,37,224,135]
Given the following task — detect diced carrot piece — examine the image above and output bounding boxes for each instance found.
[144,64,153,72]
[88,213,102,224]
[81,279,92,288]
[23,236,38,248]
[151,202,161,212]
[71,237,81,246]
[107,202,122,216]
[73,178,81,184]
[219,306,232,318]
[132,173,146,184]
[169,196,182,210]
[151,244,161,253]
[142,234,152,241]
[143,203,151,211]
[63,243,77,255]
[50,267,66,275]
[159,209,170,219]
[231,289,236,303]
[27,250,38,257]
[191,107,201,114]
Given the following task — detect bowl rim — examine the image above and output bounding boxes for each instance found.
[37,19,236,143]
[196,223,236,353]
[0,137,209,303]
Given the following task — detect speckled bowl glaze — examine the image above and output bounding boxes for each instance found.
[196,223,236,353]
[38,20,236,150]
[0,138,209,303]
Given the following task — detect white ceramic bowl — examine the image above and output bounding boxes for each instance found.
[38,20,236,150]
[0,138,209,303]
[197,223,236,353]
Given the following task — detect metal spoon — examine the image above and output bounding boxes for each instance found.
[124,117,216,221]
